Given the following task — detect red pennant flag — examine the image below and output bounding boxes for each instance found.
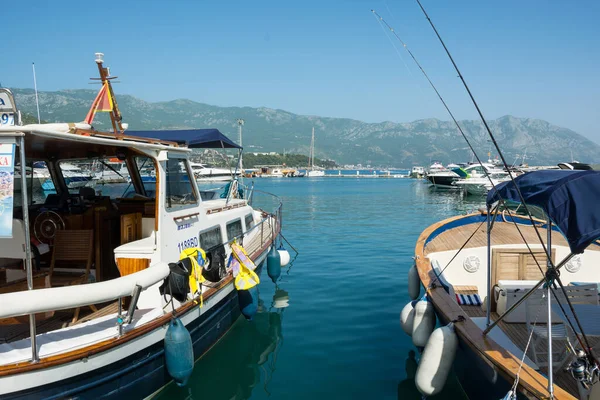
[84,82,114,124]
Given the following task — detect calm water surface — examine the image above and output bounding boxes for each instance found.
[157,177,486,400]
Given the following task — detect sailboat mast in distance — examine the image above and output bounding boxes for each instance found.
[310,127,315,169]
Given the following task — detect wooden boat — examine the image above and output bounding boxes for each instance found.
[0,54,284,398]
[410,170,600,399]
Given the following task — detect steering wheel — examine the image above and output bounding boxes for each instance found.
[33,211,65,244]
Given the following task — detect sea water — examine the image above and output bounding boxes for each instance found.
[156,177,486,399]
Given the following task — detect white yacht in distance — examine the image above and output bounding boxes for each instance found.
[426,162,461,189]
[452,162,511,195]
[189,162,237,182]
[306,127,325,177]
[410,166,425,178]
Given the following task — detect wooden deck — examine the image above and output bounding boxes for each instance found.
[425,220,569,255]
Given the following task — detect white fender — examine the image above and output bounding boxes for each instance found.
[400,300,416,336]
[415,323,458,396]
[412,299,436,347]
[408,264,421,300]
[278,249,291,267]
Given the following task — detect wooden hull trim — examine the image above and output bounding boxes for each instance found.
[415,213,575,400]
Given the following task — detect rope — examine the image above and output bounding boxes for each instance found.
[279,231,299,255]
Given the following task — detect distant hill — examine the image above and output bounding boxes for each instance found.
[10,88,600,167]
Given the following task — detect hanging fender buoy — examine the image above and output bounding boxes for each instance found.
[415,322,458,396]
[267,246,281,283]
[408,264,421,300]
[412,297,436,347]
[238,286,259,320]
[278,246,291,267]
[164,318,194,387]
[400,300,418,336]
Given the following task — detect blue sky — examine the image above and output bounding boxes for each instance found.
[3,0,599,142]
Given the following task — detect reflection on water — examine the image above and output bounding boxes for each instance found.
[156,286,288,400]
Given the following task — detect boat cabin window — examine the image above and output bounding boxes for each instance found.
[199,226,223,249]
[226,219,243,241]
[132,157,157,199]
[244,213,254,231]
[58,159,124,199]
[14,160,51,206]
[199,225,226,282]
[165,159,197,209]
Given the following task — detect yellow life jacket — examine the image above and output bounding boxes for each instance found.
[179,247,206,308]
[231,241,260,290]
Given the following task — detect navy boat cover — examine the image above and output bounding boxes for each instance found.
[487,170,600,254]
[128,129,241,149]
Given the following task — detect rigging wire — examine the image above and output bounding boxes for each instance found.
[414,0,596,364]
[372,13,421,93]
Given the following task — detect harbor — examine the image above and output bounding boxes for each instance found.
[2,1,599,399]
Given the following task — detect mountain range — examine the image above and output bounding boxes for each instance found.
[10,88,599,167]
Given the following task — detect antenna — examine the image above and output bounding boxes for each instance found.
[32,63,41,123]
[237,119,245,171]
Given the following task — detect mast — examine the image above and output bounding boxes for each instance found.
[310,127,315,170]
[93,53,124,135]
[237,119,244,171]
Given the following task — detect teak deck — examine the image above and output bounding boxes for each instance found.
[425,219,568,254]
[416,214,578,400]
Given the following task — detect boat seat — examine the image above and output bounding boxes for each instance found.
[496,280,598,323]
[49,230,97,322]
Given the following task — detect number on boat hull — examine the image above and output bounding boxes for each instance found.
[177,237,199,253]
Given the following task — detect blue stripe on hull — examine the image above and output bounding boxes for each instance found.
[5,287,241,400]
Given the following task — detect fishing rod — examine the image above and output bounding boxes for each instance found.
[370,10,493,191]
[414,0,598,369]
[413,0,548,251]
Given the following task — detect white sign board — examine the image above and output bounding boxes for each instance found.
[0,89,17,126]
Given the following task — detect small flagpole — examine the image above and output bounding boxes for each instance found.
[32,63,41,124]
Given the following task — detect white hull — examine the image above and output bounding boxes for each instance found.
[306,170,325,177]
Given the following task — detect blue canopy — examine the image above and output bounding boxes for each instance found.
[128,129,241,149]
[487,170,600,254]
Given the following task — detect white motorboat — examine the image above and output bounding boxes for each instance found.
[93,159,130,183]
[190,162,237,182]
[452,163,511,195]
[426,163,461,188]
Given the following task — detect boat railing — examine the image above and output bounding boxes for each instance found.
[0,263,170,321]
[199,182,283,257]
